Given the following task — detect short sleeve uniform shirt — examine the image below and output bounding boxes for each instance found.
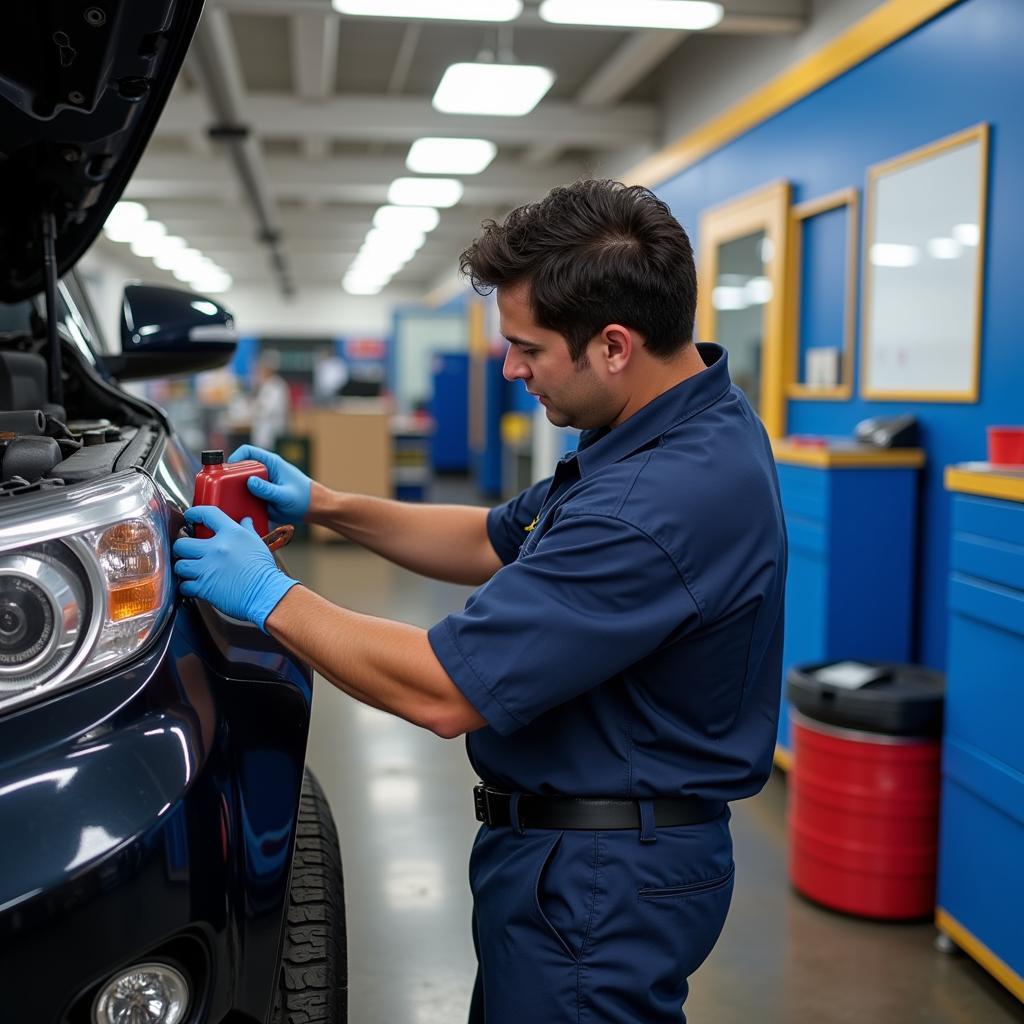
[428,344,787,802]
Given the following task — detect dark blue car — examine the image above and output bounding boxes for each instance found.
[0,4,345,1022]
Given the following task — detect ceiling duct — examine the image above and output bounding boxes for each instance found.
[188,9,295,295]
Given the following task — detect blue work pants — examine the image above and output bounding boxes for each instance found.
[467,808,734,1022]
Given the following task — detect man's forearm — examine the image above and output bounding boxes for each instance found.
[306,484,503,585]
[265,585,486,738]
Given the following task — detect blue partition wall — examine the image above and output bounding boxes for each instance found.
[654,0,1024,670]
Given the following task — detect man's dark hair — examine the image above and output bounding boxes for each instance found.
[460,179,697,362]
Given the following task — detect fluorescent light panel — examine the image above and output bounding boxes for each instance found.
[373,206,440,233]
[387,177,463,208]
[407,137,497,175]
[432,63,555,116]
[332,0,522,20]
[539,0,724,30]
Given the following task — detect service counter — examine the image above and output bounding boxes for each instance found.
[772,440,926,768]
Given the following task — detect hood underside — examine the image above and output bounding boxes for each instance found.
[0,0,204,303]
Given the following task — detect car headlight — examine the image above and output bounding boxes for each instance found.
[0,472,172,713]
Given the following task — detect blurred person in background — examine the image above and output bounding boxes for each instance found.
[251,349,290,452]
[313,345,349,405]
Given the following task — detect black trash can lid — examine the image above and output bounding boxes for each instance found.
[787,661,945,738]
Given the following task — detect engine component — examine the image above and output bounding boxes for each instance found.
[68,418,113,435]
[0,410,46,435]
[49,439,132,484]
[1,436,62,481]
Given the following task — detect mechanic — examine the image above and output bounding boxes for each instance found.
[172,179,787,1023]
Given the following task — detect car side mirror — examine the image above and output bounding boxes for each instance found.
[104,284,238,381]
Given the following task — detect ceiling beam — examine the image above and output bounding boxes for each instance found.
[140,201,492,234]
[188,8,295,293]
[207,0,806,35]
[387,23,421,94]
[155,93,658,150]
[291,10,339,160]
[126,154,587,205]
[291,11,339,99]
[525,28,687,164]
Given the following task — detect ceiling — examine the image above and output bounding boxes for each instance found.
[103,0,808,298]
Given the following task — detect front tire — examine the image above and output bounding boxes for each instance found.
[272,768,347,1023]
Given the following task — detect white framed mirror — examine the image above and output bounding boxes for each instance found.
[861,123,988,402]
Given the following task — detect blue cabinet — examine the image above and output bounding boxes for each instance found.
[937,467,1024,1003]
[773,442,924,765]
[429,352,470,473]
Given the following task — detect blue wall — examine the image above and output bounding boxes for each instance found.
[655,0,1024,669]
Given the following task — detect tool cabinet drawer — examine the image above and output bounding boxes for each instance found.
[951,495,1024,591]
[776,464,829,522]
[937,771,1024,987]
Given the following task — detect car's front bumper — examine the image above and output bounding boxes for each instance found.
[0,602,313,1022]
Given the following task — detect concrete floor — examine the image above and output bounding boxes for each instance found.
[285,534,1024,1024]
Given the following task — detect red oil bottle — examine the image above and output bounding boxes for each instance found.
[192,450,269,539]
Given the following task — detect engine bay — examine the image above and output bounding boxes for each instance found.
[0,346,157,500]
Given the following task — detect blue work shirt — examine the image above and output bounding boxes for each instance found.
[428,343,787,802]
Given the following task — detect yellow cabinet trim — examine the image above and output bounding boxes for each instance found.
[945,466,1024,503]
[773,441,926,469]
[936,909,1024,1003]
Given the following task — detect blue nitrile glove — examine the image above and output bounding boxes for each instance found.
[173,506,299,632]
[228,444,312,525]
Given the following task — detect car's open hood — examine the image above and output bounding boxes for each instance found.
[0,1,204,303]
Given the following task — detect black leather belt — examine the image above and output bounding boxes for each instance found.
[473,785,725,830]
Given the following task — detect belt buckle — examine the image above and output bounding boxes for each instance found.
[473,784,492,826]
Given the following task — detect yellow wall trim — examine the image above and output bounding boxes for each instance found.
[624,0,965,188]
[936,909,1024,1003]
[774,441,926,469]
[697,181,790,438]
[945,466,1024,503]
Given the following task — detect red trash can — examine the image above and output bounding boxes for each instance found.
[786,662,945,920]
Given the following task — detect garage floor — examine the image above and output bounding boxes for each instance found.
[287,535,1024,1024]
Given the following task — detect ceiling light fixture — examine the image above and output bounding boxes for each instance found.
[387,177,464,208]
[538,0,724,30]
[190,270,233,295]
[373,206,441,234]
[343,273,385,296]
[127,220,168,258]
[332,0,522,21]
[363,232,425,251]
[432,63,555,116]
[407,138,497,175]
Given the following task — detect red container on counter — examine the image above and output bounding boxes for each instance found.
[192,450,269,539]
[987,426,1024,465]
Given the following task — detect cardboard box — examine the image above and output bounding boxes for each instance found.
[292,405,392,541]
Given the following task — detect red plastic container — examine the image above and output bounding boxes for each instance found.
[192,450,269,539]
[788,712,941,919]
[987,426,1024,465]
